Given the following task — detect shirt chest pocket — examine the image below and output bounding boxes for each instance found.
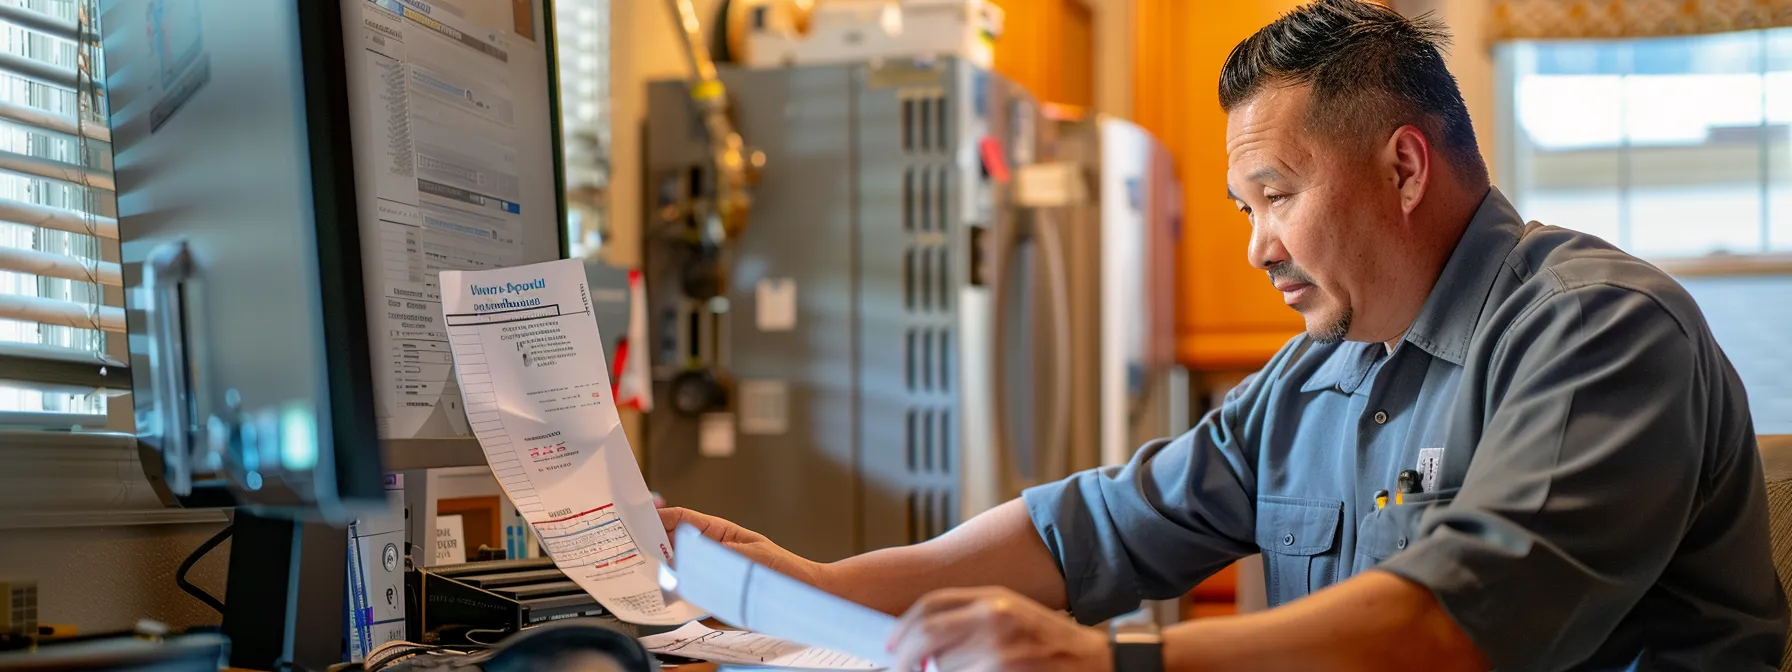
[1353,488,1459,573]
[1254,496,1342,607]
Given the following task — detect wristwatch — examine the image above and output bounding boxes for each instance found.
[1109,610,1164,672]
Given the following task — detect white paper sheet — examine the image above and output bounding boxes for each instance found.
[668,525,897,667]
[433,514,466,566]
[755,278,797,331]
[641,622,878,670]
[700,413,737,457]
[441,258,703,625]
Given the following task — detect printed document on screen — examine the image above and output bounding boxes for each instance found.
[346,0,551,439]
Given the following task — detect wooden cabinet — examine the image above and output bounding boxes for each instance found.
[994,0,1319,371]
[1134,0,1308,371]
[991,0,1095,108]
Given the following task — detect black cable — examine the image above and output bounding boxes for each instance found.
[176,524,233,614]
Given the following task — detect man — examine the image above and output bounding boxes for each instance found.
[662,1,1789,668]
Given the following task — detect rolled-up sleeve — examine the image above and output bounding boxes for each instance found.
[1022,364,1275,624]
[1377,285,1706,671]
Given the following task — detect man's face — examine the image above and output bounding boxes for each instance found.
[1226,86,1406,344]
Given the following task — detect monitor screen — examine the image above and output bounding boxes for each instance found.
[101,0,566,521]
[340,0,568,441]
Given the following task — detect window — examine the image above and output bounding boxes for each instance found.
[1500,28,1792,435]
[556,0,609,258]
[0,0,119,424]
[1498,28,1791,259]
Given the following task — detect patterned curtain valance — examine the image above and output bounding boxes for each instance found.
[1491,0,1792,41]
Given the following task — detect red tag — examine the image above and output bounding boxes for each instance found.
[979,137,1010,184]
[609,337,629,403]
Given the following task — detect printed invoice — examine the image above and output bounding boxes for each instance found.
[441,258,703,625]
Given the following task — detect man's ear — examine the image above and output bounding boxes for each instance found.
[1384,125,1430,216]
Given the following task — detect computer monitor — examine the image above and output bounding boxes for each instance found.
[101,0,568,522]
[103,0,568,667]
[104,0,384,520]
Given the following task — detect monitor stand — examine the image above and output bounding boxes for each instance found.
[220,511,349,671]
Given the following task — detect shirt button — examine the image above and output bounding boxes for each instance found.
[1373,410,1389,424]
[1397,537,1408,550]
[1282,533,1295,546]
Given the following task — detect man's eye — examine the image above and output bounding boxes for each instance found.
[1266,193,1290,204]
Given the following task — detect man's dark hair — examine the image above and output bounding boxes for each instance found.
[1219,0,1487,183]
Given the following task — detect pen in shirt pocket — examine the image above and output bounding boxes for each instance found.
[1394,469,1422,505]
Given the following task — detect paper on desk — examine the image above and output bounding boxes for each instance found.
[668,525,896,667]
[641,622,877,669]
[441,258,703,626]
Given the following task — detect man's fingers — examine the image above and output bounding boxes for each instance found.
[904,587,997,616]
[888,605,996,671]
[930,651,999,672]
[659,507,767,549]
[659,506,722,538]
[657,507,691,534]
[889,588,996,646]
[658,507,725,550]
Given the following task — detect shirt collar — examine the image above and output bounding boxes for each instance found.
[1295,187,1523,394]
[1401,186,1525,366]
[1298,341,1383,394]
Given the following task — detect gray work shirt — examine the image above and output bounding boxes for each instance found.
[1024,188,1789,670]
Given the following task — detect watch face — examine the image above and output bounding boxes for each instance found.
[1110,613,1161,639]
[1115,632,1164,644]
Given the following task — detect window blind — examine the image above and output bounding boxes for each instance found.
[558,0,610,258]
[0,0,124,429]
[1489,0,1792,42]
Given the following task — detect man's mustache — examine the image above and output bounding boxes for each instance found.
[1267,263,1314,286]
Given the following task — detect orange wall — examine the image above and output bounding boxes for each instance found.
[992,0,1095,107]
[1134,0,1307,370]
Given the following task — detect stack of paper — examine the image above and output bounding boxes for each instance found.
[641,622,877,669]
[663,525,901,669]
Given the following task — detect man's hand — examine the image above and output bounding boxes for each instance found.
[658,507,826,588]
[887,587,1110,672]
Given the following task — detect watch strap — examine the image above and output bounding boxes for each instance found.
[1112,632,1164,672]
